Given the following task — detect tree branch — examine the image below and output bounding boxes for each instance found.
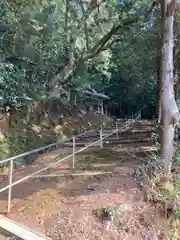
[73,0,105,42]
[100,38,123,52]
[144,1,158,20]
[77,0,98,29]
[79,0,90,50]
[83,18,138,60]
[64,0,69,41]
[51,17,138,90]
[51,52,76,87]
[51,0,102,89]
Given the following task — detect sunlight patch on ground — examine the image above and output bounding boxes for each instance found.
[90,163,116,168]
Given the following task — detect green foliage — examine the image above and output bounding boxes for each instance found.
[175,151,180,163]
[1,0,180,144]
[174,145,180,163]
[1,99,109,157]
[0,0,154,112]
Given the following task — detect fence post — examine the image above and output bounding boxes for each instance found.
[100,125,103,149]
[7,160,13,213]
[72,136,75,168]
[116,120,118,139]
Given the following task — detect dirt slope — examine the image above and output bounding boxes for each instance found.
[0,120,170,239]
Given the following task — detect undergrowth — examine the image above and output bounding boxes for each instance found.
[0,100,110,169]
[142,148,180,240]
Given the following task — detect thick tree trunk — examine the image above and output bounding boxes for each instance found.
[160,0,179,174]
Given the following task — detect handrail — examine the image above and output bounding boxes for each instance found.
[0,128,99,165]
[0,110,141,213]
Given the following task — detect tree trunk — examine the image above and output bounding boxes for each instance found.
[156,49,162,122]
[160,0,179,174]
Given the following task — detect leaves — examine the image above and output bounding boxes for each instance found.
[0,0,176,115]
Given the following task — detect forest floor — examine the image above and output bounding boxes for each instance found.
[0,120,179,240]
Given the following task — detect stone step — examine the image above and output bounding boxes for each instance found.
[63,142,87,147]
[104,126,155,131]
[73,134,152,143]
[103,138,152,145]
[102,128,156,134]
[82,129,155,137]
[64,138,152,147]
[74,130,153,142]
[129,122,155,126]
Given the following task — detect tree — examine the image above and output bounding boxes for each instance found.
[159,0,180,173]
[1,0,145,108]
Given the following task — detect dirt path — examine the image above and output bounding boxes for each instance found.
[0,145,168,240]
[0,120,169,239]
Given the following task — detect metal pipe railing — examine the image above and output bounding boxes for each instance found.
[0,111,141,213]
[0,128,99,165]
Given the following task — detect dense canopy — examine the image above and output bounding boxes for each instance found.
[0,0,158,112]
